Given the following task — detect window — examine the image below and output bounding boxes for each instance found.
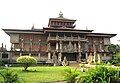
[2,53,8,58]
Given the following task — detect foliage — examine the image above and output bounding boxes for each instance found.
[79,64,85,68]
[63,68,80,83]
[0,58,2,66]
[16,56,37,70]
[108,44,120,54]
[0,69,24,83]
[63,65,120,83]
[106,61,112,66]
[91,60,105,65]
[76,66,120,83]
[112,53,120,64]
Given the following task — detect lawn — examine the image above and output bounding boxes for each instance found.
[0,66,70,83]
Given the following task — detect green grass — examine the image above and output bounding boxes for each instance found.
[0,66,70,83]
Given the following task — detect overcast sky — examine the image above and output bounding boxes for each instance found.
[0,0,120,50]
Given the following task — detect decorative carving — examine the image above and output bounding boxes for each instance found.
[88,52,93,64]
[10,34,19,43]
[67,41,73,52]
[52,52,57,66]
[74,43,77,52]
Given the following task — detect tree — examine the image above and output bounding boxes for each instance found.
[16,56,37,71]
[108,44,120,54]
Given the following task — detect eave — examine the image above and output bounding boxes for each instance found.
[87,33,117,38]
[2,29,44,35]
[43,27,93,34]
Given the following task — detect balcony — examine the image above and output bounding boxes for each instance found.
[47,37,87,42]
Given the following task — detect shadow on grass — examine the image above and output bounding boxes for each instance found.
[21,70,51,73]
[22,70,39,72]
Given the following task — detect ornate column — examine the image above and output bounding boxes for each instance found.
[56,33,59,41]
[38,39,41,60]
[30,39,32,51]
[93,41,96,63]
[19,52,22,56]
[29,39,32,56]
[64,34,66,41]
[60,41,62,52]
[48,52,51,60]
[98,41,102,63]
[58,52,62,62]
[29,53,31,56]
[56,42,59,52]
[74,43,77,52]
[78,41,81,62]
[47,42,51,60]
[85,42,88,62]
[21,39,24,51]
[20,39,23,56]
[39,39,41,51]
[100,41,102,52]
[11,43,15,51]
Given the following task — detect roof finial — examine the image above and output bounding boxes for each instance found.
[59,11,63,17]
[86,26,88,30]
[31,24,34,29]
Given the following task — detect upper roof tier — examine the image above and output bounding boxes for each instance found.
[48,11,76,28]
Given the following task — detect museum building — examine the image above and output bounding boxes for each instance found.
[2,12,116,63]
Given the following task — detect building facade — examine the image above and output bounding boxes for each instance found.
[3,12,116,63]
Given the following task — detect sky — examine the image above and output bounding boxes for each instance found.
[0,0,120,50]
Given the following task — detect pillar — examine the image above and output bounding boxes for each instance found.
[30,39,32,51]
[78,52,81,62]
[93,43,96,63]
[12,44,15,51]
[88,52,92,64]
[19,52,22,56]
[29,53,31,56]
[100,41,102,52]
[74,43,77,52]
[97,54,101,63]
[21,39,24,51]
[78,41,81,52]
[47,42,51,51]
[93,50,96,63]
[85,43,88,62]
[85,52,88,62]
[78,41,81,62]
[56,42,59,51]
[60,41,62,52]
[39,39,41,51]
[58,52,62,62]
[104,53,107,61]
[38,53,41,61]
[48,52,51,60]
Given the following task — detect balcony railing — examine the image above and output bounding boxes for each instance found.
[47,37,87,41]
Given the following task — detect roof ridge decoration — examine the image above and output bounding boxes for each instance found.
[59,11,63,18]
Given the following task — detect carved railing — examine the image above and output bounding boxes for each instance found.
[47,37,87,41]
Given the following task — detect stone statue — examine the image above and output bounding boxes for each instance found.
[52,52,57,66]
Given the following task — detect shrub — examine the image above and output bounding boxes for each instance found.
[64,66,120,83]
[0,58,2,66]
[76,66,120,83]
[0,69,24,83]
[63,68,80,83]
[16,56,37,71]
